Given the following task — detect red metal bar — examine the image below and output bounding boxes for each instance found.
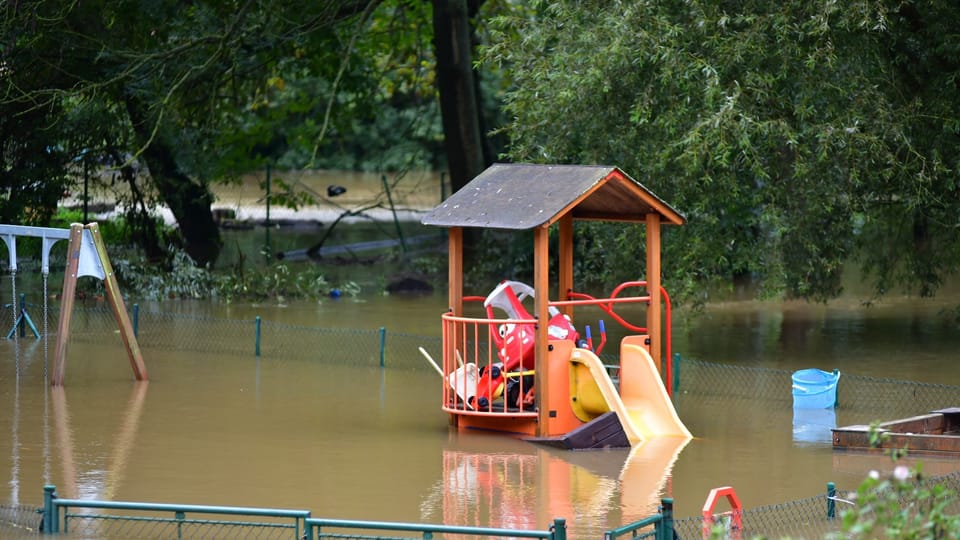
[702,486,742,539]
[563,281,673,395]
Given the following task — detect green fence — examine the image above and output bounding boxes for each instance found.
[29,487,676,539]
[676,356,960,425]
[19,474,960,538]
[303,516,567,539]
[42,486,310,538]
[604,498,676,540]
[36,484,584,539]
[5,306,960,539]
[1,502,41,535]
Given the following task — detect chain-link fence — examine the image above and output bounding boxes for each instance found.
[675,356,960,425]
[0,503,41,534]
[674,490,841,540]
[672,469,960,540]
[7,306,960,413]
[9,472,960,539]
[4,306,960,539]
[1,304,443,371]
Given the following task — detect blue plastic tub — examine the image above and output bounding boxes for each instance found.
[791,368,840,409]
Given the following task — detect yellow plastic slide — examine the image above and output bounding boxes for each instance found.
[569,344,692,445]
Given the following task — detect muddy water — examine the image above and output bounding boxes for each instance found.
[2,287,959,537]
[3,170,960,536]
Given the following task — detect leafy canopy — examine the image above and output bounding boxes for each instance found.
[484,0,960,302]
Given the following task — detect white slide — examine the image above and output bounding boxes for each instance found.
[569,344,692,445]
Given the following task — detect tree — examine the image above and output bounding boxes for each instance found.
[433,0,487,193]
[1,1,379,267]
[483,0,960,302]
[2,0,512,268]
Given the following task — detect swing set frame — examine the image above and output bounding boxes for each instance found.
[0,222,147,385]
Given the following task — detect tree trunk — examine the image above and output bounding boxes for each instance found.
[125,99,222,268]
[433,0,489,261]
[433,0,486,194]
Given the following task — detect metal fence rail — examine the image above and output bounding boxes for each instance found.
[603,498,675,540]
[5,306,960,539]
[304,517,566,540]
[30,475,960,538]
[43,486,310,539]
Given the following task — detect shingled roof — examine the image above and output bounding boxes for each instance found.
[421,163,685,230]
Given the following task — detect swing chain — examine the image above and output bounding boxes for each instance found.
[43,272,49,382]
[11,268,20,377]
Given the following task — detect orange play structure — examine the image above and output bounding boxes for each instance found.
[422,164,692,449]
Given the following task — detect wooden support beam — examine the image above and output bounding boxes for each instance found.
[533,225,551,436]
[52,223,147,385]
[646,214,662,373]
[52,225,83,386]
[447,227,463,316]
[88,223,147,381]
[558,215,574,318]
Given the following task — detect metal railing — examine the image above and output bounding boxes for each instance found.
[604,498,675,540]
[29,469,960,538]
[42,485,310,538]
[7,306,960,539]
[304,517,567,539]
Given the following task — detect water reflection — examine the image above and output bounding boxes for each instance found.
[50,387,77,500]
[792,408,836,447]
[1,290,959,534]
[420,435,689,536]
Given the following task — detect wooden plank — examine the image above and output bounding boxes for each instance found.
[646,213,662,373]
[558,215,574,319]
[879,413,946,435]
[447,227,462,316]
[88,223,148,381]
[52,224,84,386]
[837,432,960,455]
[833,411,960,455]
[534,225,551,436]
[560,412,631,450]
[933,408,960,432]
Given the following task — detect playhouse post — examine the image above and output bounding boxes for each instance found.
[646,213,662,374]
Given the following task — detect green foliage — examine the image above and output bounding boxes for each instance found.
[112,248,221,301]
[829,424,960,539]
[110,245,354,303]
[483,0,960,304]
[0,100,73,225]
[49,210,143,247]
[211,0,446,176]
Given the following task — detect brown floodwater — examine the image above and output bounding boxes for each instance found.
[3,170,960,536]
[2,286,959,538]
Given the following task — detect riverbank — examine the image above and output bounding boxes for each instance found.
[62,168,443,228]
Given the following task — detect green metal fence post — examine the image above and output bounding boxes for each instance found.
[133,303,139,337]
[660,498,674,540]
[379,327,386,368]
[551,518,566,540]
[255,316,261,357]
[673,353,681,393]
[43,484,58,534]
[827,482,836,519]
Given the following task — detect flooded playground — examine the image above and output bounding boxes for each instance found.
[2,168,960,537]
[2,288,960,537]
